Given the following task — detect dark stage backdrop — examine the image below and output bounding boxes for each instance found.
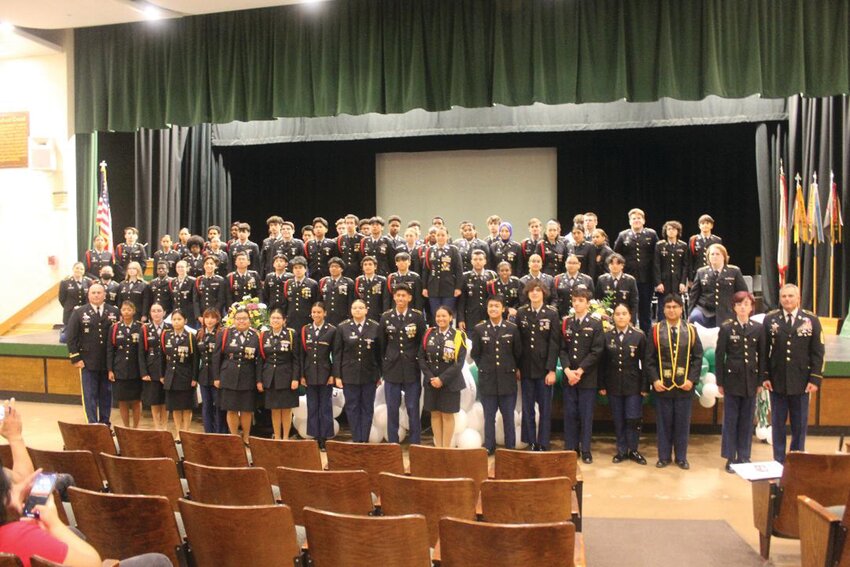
[217,123,761,275]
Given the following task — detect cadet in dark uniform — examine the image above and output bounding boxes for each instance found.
[212,308,261,445]
[259,215,283,279]
[386,252,424,311]
[258,308,302,440]
[519,218,544,277]
[487,261,523,321]
[107,300,143,429]
[553,255,595,319]
[205,237,230,278]
[515,282,560,451]
[354,256,387,322]
[228,223,261,274]
[98,265,121,308]
[84,234,113,280]
[281,256,319,338]
[301,302,337,449]
[596,253,639,316]
[688,243,748,327]
[273,221,306,266]
[418,305,467,447]
[114,227,148,281]
[320,257,355,327]
[333,300,382,443]
[716,291,766,472]
[139,303,171,430]
[148,262,173,315]
[306,217,337,280]
[197,309,226,433]
[484,215,502,245]
[422,226,464,319]
[117,261,151,322]
[645,294,703,469]
[336,214,364,280]
[688,214,723,283]
[183,236,207,278]
[174,227,191,258]
[193,256,226,326]
[654,221,690,318]
[613,208,658,334]
[380,285,427,444]
[489,222,522,276]
[398,229,423,275]
[762,284,824,463]
[455,221,491,272]
[560,287,604,463]
[169,260,196,317]
[387,215,404,248]
[568,226,594,277]
[59,262,93,327]
[590,229,613,281]
[263,253,293,312]
[161,309,198,435]
[470,296,523,455]
[519,254,555,306]
[225,252,262,306]
[66,283,120,425]
[458,250,496,332]
[359,217,395,276]
[599,303,648,465]
[541,220,568,277]
[153,234,181,277]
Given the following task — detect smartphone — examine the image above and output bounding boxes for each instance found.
[23,473,57,518]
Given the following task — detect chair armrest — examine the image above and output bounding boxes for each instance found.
[798,495,844,567]
[752,479,778,536]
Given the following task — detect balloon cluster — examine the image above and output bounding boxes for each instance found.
[692,323,721,408]
[291,388,345,439]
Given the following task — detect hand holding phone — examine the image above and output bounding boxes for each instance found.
[23,473,57,518]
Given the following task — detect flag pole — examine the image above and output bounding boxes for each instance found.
[796,173,802,286]
[812,172,818,315]
[829,170,836,318]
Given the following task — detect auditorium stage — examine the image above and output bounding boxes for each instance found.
[1,330,848,432]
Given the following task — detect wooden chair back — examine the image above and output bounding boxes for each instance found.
[797,492,850,567]
[179,430,248,467]
[494,449,577,486]
[0,554,21,567]
[379,472,477,547]
[277,467,373,525]
[28,448,104,492]
[0,445,13,470]
[304,507,431,567]
[100,453,183,511]
[408,445,489,490]
[774,452,850,537]
[57,421,116,479]
[114,426,180,461]
[249,436,322,481]
[183,461,274,506]
[480,477,572,523]
[325,440,404,495]
[179,499,301,567]
[439,517,576,567]
[68,487,182,565]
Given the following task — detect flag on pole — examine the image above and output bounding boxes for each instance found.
[792,173,810,245]
[96,161,114,255]
[824,170,843,244]
[808,172,825,245]
[777,163,790,283]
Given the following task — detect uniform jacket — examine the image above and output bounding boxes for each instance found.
[281,277,319,332]
[688,234,723,282]
[385,272,424,311]
[689,264,748,323]
[153,249,181,277]
[568,241,594,278]
[422,245,464,298]
[66,303,120,371]
[613,228,659,283]
[59,277,93,325]
[84,249,113,280]
[591,245,613,281]
[193,275,226,321]
[553,273,594,318]
[645,320,704,398]
[601,326,646,396]
[114,243,147,280]
[169,277,196,316]
[300,323,336,386]
[149,277,174,314]
[226,270,262,306]
[212,327,262,390]
[487,276,523,315]
[379,308,427,383]
[336,233,364,279]
[454,238,491,272]
[228,240,261,273]
[258,328,302,389]
[515,305,560,379]
[196,327,220,387]
[138,322,172,380]
[519,272,556,307]
[559,315,605,388]
[306,238,336,280]
[595,273,639,315]
[320,275,355,326]
[763,310,825,395]
[162,330,199,390]
[332,319,382,385]
[354,275,387,322]
[418,327,468,392]
[459,270,497,327]
[118,280,151,320]
[654,240,690,293]
[715,318,766,398]
[106,320,142,380]
[263,271,294,311]
[470,320,523,396]
[489,239,522,276]
[360,235,396,276]
[540,237,569,277]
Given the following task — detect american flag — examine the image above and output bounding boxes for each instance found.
[97,161,114,255]
[777,162,789,284]
[824,170,843,244]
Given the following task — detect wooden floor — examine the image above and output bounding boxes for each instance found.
[13,400,843,566]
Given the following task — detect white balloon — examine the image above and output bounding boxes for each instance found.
[515,386,523,414]
[514,425,527,449]
[765,426,773,445]
[495,412,505,446]
[703,372,717,385]
[755,426,768,441]
[469,402,485,434]
[456,428,483,449]
[698,394,716,408]
[333,419,340,436]
[293,397,308,420]
[693,323,720,350]
[460,383,477,413]
[368,425,384,444]
[373,404,388,431]
[332,403,343,418]
[399,407,410,430]
[397,427,407,443]
[464,339,474,364]
[702,383,720,399]
[375,383,386,406]
[454,409,468,433]
[294,417,310,438]
[332,389,345,408]
[449,432,459,448]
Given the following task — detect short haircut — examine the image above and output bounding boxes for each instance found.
[238,222,251,232]
[290,256,308,268]
[120,300,137,312]
[387,215,401,224]
[698,214,715,225]
[282,221,295,230]
[708,243,729,262]
[313,217,329,228]
[187,236,205,249]
[571,225,584,235]
[487,215,502,224]
[607,253,625,265]
[584,212,598,220]
[662,220,683,236]
[571,287,593,301]
[393,283,412,295]
[203,255,219,266]
[663,293,685,308]
[471,249,487,258]
[156,261,169,269]
[234,251,249,260]
[395,251,411,262]
[124,226,139,235]
[628,208,645,220]
[523,280,550,300]
[527,217,541,227]
[732,290,755,306]
[370,216,385,226]
[408,220,421,229]
[301,225,313,235]
[266,215,284,225]
[208,225,222,234]
[487,295,505,307]
[328,257,345,269]
[360,255,377,267]
[344,214,359,223]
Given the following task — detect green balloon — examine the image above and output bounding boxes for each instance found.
[297,384,306,396]
[467,363,479,387]
[701,357,709,377]
[704,347,716,372]
[555,363,565,387]
[596,392,609,406]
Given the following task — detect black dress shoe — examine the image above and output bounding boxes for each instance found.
[538,445,549,452]
[529,443,539,451]
[656,459,670,468]
[581,452,593,464]
[629,451,647,465]
[487,448,496,456]
[612,453,627,464]
[676,460,690,470]
[318,439,327,452]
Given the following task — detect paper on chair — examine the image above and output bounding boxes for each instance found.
[730,461,784,481]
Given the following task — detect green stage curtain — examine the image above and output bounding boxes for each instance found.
[74,133,99,259]
[74,0,850,134]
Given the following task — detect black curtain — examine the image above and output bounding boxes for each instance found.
[184,124,232,234]
[755,122,786,310]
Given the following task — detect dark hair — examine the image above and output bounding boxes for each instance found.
[387,215,401,224]
[187,236,205,249]
[370,216,385,226]
[607,253,625,265]
[313,217,329,228]
[393,283,413,296]
[312,301,326,311]
[171,308,187,320]
[394,251,411,262]
[523,280,550,300]
[570,287,593,301]
[434,305,454,318]
[156,261,169,269]
[328,257,345,269]
[266,215,284,225]
[487,295,505,307]
[120,300,137,312]
[662,293,685,308]
[732,290,755,306]
[269,308,286,319]
[360,255,377,267]
[207,225,222,234]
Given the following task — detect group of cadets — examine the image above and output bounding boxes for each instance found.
[63,210,823,468]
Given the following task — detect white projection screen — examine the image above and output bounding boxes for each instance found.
[376,148,557,236]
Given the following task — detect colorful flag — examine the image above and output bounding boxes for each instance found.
[823,170,843,244]
[808,172,825,245]
[792,173,810,245]
[96,161,114,255]
[777,164,790,283]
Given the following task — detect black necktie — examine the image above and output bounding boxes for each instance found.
[671,326,678,343]
[786,313,793,326]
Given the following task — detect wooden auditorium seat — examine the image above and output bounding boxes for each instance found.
[57,421,116,479]
[752,452,850,559]
[99,453,184,511]
[0,554,21,567]
[324,440,404,497]
[797,490,850,567]
[303,507,431,567]
[178,430,248,468]
[28,448,105,492]
[480,477,573,524]
[114,426,180,462]
[276,467,373,526]
[179,499,301,567]
[183,461,275,506]
[248,437,323,481]
[0,445,13,470]
[407,444,489,491]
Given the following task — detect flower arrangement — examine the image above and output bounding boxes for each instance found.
[224,296,270,331]
[569,291,616,331]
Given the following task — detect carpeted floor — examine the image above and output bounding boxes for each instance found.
[582,518,766,567]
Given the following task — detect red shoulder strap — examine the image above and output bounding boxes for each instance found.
[424,248,432,270]
[283,280,290,298]
[422,327,434,350]
[258,331,266,359]
[111,324,119,346]
[359,239,366,254]
[487,281,495,296]
[301,326,309,351]
[562,317,569,337]
[387,274,394,293]
[538,242,546,263]
[337,235,344,253]
[195,278,202,291]
[320,277,328,295]
[689,235,697,255]
[85,250,92,269]
[229,274,234,289]
[652,324,659,347]
[355,276,364,298]
[303,242,309,256]
[160,330,168,352]
[168,280,174,292]
[142,326,149,351]
[221,328,229,349]
[554,274,562,289]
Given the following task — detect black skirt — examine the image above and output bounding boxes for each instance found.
[423,385,460,414]
[166,388,196,411]
[112,379,142,402]
[264,387,299,409]
[220,388,256,412]
[142,380,166,406]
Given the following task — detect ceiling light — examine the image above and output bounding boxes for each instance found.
[0,22,15,33]
[143,5,162,20]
